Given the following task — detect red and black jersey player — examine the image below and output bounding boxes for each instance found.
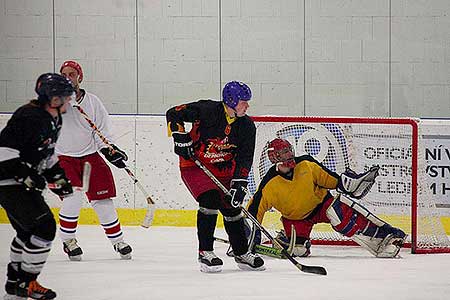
[166,81,265,273]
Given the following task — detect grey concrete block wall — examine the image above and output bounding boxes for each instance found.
[0,0,449,117]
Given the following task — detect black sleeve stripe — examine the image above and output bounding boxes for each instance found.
[248,166,278,217]
[295,155,339,179]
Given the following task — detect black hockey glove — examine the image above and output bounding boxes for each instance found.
[14,162,46,192]
[225,179,248,208]
[43,163,73,197]
[49,178,73,197]
[172,132,194,160]
[100,144,128,169]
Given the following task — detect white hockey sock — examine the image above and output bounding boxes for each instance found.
[10,237,24,266]
[59,191,83,241]
[91,199,124,244]
[21,235,52,275]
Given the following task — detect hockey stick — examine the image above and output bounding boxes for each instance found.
[192,157,327,275]
[215,225,297,260]
[48,162,92,192]
[214,236,285,259]
[72,104,156,227]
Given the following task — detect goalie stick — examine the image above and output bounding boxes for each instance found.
[215,237,285,259]
[72,104,156,227]
[192,157,327,276]
[47,162,92,192]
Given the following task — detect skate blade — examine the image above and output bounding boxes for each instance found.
[199,263,222,273]
[3,294,26,300]
[236,263,266,271]
[119,253,132,260]
[68,255,82,261]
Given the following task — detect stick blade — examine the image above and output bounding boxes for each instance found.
[300,264,327,276]
[80,162,92,192]
[141,202,156,228]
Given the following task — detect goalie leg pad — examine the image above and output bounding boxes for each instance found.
[280,220,313,257]
[274,230,311,257]
[326,197,370,237]
[327,196,406,257]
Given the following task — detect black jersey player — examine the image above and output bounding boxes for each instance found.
[0,73,75,300]
[166,81,265,272]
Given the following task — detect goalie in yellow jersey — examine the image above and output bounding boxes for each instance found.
[247,138,406,258]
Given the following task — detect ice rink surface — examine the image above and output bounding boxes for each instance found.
[0,224,449,300]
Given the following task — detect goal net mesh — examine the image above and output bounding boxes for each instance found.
[247,116,450,254]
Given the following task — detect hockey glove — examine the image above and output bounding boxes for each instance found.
[225,179,248,208]
[337,166,380,199]
[100,144,128,169]
[42,163,73,197]
[172,132,194,160]
[48,178,73,197]
[14,162,46,192]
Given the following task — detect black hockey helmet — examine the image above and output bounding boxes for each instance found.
[35,73,75,104]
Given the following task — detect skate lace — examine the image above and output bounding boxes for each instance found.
[237,252,256,262]
[114,241,128,251]
[65,238,80,251]
[29,281,48,295]
[200,251,218,261]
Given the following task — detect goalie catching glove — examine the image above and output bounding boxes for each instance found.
[337,166,380,199]
[225,179,248,208]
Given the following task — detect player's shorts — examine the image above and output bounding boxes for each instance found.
[180,165,231,200]
[0,186,54,233]
[281,196,334,239]
[58,152,116,201]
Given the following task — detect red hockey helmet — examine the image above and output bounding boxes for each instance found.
[267,138,296,169]
[60,60,83,83]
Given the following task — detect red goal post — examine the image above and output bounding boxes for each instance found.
[249,116,450,254]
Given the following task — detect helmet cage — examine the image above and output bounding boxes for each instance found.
[267,139,296,169]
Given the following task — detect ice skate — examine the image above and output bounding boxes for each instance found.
[16,280,56,300]
[234,251,265,271]
[63,238,83,261]
[3,294,25,300]
[198,251,223,273]
[3,263,23,300]
[113,241,132,259]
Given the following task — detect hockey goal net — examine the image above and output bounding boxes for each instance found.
[249,116,450,254]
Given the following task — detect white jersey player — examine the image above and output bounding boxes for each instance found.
[57,60,132,260]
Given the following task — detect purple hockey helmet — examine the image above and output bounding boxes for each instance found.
[222,81,252,109]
